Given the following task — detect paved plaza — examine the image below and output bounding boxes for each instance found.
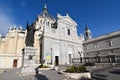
[0,65,120,80]
[0,66,72,80]
[0,69,66,80]
[92,65,120,80]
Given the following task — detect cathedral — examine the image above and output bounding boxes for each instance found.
[0,3,83,68]
[0,3,120,69]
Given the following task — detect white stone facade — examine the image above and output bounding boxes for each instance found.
[0,27,25,68]
[0,54,22,69]
[42,14,83,65]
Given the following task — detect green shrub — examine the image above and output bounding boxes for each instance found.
[64,64,86,73]
[43,65,50,68]
[38,64,43,68]
[65,65,76,73]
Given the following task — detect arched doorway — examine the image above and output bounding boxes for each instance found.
[13,59,17,68]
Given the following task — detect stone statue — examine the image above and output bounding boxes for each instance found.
[25,22,40,47]
[51,22,57,29]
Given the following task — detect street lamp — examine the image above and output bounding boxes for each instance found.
[78,51,82,63]
[51,48,52,64]
[38,25,45,65]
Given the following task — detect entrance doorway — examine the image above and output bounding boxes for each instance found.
[13,59,17,68]
[40,43,43,63]
[55,56,59,66]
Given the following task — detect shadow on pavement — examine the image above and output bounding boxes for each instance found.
[92,74,107,80]
[94,74,107,77]
[109,69,120,75]
[35,74,49,80]
[34,67,49,80]
[92,76,107,80]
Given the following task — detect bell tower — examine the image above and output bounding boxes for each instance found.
[84,24,92,40]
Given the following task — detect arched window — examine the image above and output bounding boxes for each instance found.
[48,22,50,26]
[67,29,70,35]
[40,20,42,24]
[46,22,48,25]
[106,40,112,47]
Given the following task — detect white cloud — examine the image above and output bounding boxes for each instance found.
[0,13,15,34]
[0,1,16,35]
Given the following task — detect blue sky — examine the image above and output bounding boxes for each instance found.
[0,0,120,37]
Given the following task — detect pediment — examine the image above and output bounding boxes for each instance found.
[59,16,77,26]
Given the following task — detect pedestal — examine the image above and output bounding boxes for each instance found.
[20,47,37,75]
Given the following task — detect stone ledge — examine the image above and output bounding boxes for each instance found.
[18,72,36,76]
[38,68,53,70]
[58,70,91,80]
[0,70,5,73]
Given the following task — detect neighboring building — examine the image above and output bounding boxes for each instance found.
[83,26,120,64]
[0,26,25,68]
[0,3,83,68]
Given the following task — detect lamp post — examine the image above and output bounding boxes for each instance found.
[39,25,45,65]
[51,48,52,64]
[78,51,82,63]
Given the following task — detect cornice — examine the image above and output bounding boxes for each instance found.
[43,34,82,44]
[83,31,120,44]
[84,46,120,53]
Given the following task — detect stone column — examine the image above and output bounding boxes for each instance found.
[100,56,102,63]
